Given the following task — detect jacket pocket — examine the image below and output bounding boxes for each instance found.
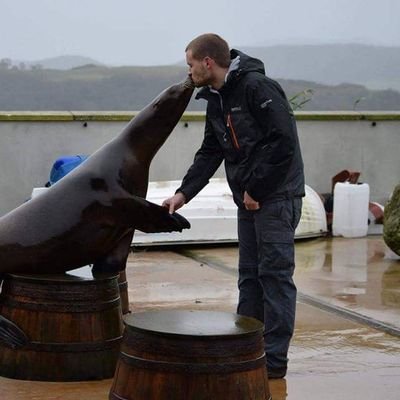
[228,110,264,158]
[210,118,240,162]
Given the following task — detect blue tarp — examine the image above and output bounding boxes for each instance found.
[48,155,88,185]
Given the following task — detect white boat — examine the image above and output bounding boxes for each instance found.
[133,179,328,246]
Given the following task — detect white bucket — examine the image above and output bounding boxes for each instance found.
[332,182,370,238]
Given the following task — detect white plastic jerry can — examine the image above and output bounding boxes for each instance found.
[332,182,370,238]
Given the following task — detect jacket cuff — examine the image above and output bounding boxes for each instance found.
[175,188,190,203]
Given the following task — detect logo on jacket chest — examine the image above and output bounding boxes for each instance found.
[230,106,242,113]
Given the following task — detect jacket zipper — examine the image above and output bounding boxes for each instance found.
[226,113,240,150]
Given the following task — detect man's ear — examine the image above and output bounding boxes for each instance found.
[204,56,213,69]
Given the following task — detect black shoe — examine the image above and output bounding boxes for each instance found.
[267,366,287,379]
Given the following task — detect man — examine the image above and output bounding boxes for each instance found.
[163,33,304,379]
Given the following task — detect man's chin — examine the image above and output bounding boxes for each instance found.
[194,81,207,88]
[191,78,207,88]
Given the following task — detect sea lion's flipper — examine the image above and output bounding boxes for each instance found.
[127,196,190,233]
[0,315,29,349]
[93,231,134,274]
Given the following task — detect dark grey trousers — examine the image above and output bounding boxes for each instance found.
[237,198,302,369]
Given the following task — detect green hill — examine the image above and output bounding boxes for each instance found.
[0,64,399,111]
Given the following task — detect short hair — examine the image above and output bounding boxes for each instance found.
[186,33,231,68]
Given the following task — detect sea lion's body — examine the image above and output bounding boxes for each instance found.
[0,77,194,275]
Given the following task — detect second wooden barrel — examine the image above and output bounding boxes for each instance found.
[109,310,271,400]
[0,266,124,381]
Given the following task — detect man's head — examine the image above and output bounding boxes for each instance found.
[185,33,231,89]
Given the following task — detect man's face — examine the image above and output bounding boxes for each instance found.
[186,50,212,87]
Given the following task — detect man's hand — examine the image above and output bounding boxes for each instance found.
[162,192,186,214]
[243,191,260,210]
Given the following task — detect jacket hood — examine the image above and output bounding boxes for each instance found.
[228,49,265,78]
[196,49,265,99]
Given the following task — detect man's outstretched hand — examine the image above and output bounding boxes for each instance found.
[162,192,186,214]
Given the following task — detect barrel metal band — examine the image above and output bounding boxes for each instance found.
[109,393,127,400]
[0,297,121,312]
[24,336,123,352]
[119,352,266,374]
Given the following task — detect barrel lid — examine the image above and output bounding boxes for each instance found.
[5,266,119,283]
[124,310,264,338]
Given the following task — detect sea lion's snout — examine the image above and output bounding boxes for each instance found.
[183,75,195,89]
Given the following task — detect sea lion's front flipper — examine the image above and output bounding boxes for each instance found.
[126,195,190,233]
[0,315,29,349]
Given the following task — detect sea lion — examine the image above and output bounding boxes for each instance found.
[0,76,194,276]
[0,77,194,348]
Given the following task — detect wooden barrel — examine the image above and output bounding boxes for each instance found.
[109,310,271,400]
[118,270,130,315]
[0,266,124,381]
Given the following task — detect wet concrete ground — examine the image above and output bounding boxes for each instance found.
[1,236,399,399]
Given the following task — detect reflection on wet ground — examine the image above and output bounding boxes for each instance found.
[295,237,400,331]
[0,236,399,399]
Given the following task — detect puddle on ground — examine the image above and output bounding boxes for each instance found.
[179,237,400,330]
[294,237,400,328]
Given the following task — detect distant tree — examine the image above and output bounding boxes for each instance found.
[30,64,43,70]
[0,58,12,69]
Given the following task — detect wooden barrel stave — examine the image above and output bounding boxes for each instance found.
[118,271,130,315]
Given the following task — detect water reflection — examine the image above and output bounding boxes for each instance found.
[382,263,400,307]
[295,237,400,328]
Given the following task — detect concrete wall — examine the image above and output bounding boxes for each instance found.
[0,111,399,216]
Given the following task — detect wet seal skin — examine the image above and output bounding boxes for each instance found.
[0,77,194,347]
[0,76,194,276]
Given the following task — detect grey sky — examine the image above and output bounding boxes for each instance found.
[1,0,399,66]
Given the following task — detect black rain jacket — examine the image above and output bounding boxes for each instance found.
[177,49,305,208]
